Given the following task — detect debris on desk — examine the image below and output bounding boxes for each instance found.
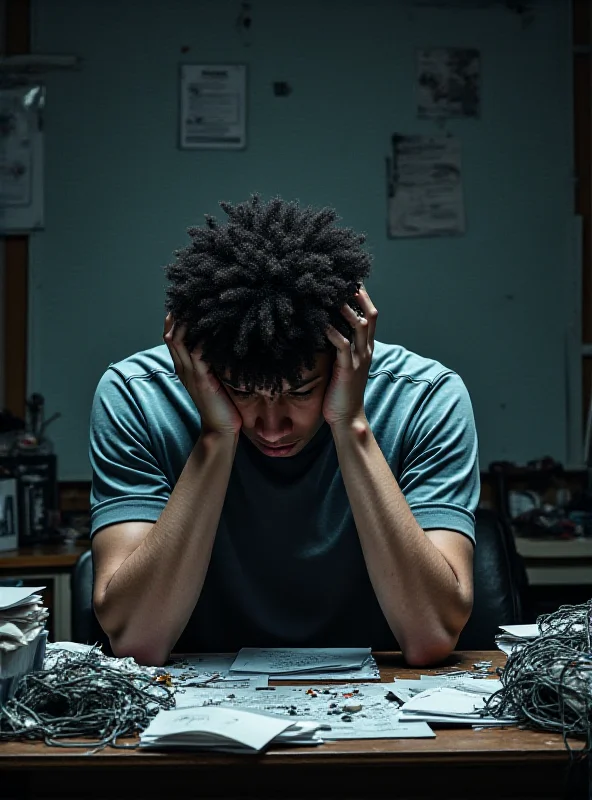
[165,654,268,689]
[342,703,363,713]
[174,682,434,740]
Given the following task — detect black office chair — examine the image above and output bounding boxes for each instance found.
[71,508,528,652]
[456,507,527,649]
[71,548,112,653]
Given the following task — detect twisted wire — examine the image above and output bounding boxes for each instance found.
[0,646,174,750]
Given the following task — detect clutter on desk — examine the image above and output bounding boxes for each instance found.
[495,623,539,656]
[229,647,380,680]
[397,687,515,727]
[0,641,174,749]
[0,586,48,703]
[486,601,592,750]
[140,705,328,751]
[0,395,61,547]
[167,654,268,689]
[174,682,434,741]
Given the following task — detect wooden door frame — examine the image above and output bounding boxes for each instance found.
[2,0,30,419]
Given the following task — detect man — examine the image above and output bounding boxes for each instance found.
[90,196,479,667]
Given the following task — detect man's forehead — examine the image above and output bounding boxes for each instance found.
[220,352,330,392]
[221,370,319,392]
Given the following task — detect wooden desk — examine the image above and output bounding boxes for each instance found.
[0,651,580,800]
[0,540,90,641]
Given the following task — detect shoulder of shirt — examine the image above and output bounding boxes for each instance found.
[369,340,457,387]
[105,344,175,385]
[102,341,456,388]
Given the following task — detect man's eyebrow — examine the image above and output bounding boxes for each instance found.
[222,374,322,392]
[287,374,322,390]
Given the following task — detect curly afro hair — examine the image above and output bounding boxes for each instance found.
[164,195,372,395]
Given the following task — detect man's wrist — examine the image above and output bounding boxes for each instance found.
[329,415,371,442]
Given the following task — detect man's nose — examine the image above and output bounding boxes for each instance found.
[255,399,292,441]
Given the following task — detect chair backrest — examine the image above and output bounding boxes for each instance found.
[457,507,527,650]
[71,548,111,652]
[71,509,527,653]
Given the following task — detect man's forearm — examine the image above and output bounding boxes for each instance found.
[98,431,238,665]
[331,417,472,665]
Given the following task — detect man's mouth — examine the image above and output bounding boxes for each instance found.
[254,439,300,456]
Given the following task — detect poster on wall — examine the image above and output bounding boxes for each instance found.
[179,64,247,150]
[417,48,480,118]
[0,85,45,233]
[387,134,465,238]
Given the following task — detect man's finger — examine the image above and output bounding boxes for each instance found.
[342,303,369,355]
[163,312,174,339]
[326,324,353,369]
[170,323,196,377]
[357,287,378,342]
[188,342,212,380]
[163,320,185,380]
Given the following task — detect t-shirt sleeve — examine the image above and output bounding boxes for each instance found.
[89,368,171,536]
[398,371,480,543]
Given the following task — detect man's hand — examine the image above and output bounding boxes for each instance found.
[323,286,378,428]
[163,314,243,438]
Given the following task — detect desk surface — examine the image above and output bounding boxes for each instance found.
[0,651,580,800]
[0,540,90,570]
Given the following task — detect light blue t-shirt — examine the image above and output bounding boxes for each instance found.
[90,340,480,651]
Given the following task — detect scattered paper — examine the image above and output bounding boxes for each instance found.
[498,624,539,639]
[496,623,540,656]
[166,654,268,688]
[399,687,516,727]
[175,683,434,740]
[229,647,377,680]
[140,705,325,751]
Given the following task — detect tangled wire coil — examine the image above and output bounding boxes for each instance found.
[0,646,175,750]
[486,602,592,749]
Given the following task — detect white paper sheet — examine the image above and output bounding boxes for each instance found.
[387,134,465,238]
[418,676,502,695]
[398,686,517,727]
[175,683,434,740]
[0,587,45,611]
[166,654,268,688]
[179,64,247,150]
[141,706,297,751]
[498,624,539,638]
[230,647,371,675]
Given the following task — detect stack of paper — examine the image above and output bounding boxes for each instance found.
[386,675,502,704]
[0,586,48,702]
[166,654,268,689]
[495,623,539,656]
[0,586,48,651]
[140,705,327,752]
[398,685,517,727]
[229,647,379,681]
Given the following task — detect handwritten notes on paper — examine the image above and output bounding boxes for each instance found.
[229,647,379,680]
[175,683,434,740]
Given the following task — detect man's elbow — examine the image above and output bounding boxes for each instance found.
[403,635,458,667]
[109,634,171,667]
[94,601,171,667]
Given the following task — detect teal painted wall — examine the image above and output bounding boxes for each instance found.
[30,0,573,479]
